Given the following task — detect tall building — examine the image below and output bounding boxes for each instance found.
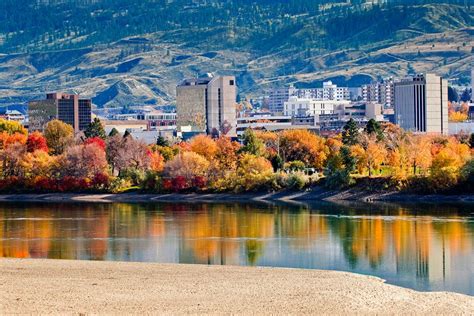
[362,78,394,108]
[28,93,92,133]
[176,74,237,137]
[394,74,448,134]
[265,85,297,114]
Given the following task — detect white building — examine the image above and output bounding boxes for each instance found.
[284,96,350,117]
[394,73,448,135]
[297,81,350,101]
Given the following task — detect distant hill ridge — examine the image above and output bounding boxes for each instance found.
[0,0,471,107]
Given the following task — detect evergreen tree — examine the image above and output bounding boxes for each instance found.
[123,130,131,138]
[85,118,106,139]
[156,135,169,147]
[108,128,120,137]
[365,118,383,140]
[239,129,265,156]
[270,154,284,171]
[342,118,359,146]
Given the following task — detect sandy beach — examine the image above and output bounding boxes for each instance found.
[0,259,473,314]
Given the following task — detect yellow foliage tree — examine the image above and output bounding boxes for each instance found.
[189,134,218,160]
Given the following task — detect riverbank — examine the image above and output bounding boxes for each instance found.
[0,187,473,204]
[1,258,472,314]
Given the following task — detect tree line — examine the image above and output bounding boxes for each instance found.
[0,117,473,194]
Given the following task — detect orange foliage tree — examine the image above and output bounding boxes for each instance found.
[280,130,328,169]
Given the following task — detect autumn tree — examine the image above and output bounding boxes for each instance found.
[407,135,432,175]
[164,151,210,185]
[26,131,48,153]
[215,136,240,171]
[0,119,27,135]
[115,136,151,174]
[0,142,27,177]
[59,142,108,178]
[0,132,27,150]
[280,129,328,170]
[235,154,273,191]
[189,134,218,160]
[44,119,74,155]
[365,136,387,176]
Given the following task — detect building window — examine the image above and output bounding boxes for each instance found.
[229,80,234,86]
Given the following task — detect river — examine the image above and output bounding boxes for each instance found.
[0,201,473,295]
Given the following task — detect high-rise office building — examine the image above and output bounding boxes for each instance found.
[176,75,237,137]
[394,74,448,134]
[28,93,92,133]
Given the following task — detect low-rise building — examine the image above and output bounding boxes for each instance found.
[284,97,350,117]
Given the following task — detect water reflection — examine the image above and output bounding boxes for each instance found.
[0,202,473,295]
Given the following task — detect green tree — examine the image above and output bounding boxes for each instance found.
[342,118,359,146]
[108,128,120,137]
[84,117,106,139]
[44,119,74,155]
[156,135,169,147]
[324,145,355,189]
[270,154,284,171]
[240,129,265,156]
[365,119,383,141]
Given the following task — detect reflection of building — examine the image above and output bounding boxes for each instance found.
[394,74,448,134]
[176,75,237,137]
[28,93,91,133]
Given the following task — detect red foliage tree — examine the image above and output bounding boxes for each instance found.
[84,137,106,151]
[26,131,49,152]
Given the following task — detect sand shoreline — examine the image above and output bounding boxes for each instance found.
[0,189,473,204]
[0,258,473,314]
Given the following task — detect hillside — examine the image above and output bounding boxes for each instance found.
[0,1,472,107]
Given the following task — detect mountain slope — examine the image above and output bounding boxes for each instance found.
[0,1,472,107]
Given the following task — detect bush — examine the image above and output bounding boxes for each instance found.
[141,171,162,191]
[284,160,306,172]
[120,168,145,186]
[283,172,308,190]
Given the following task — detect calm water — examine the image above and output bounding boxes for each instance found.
[0,201,473,295]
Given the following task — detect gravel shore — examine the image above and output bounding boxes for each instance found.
[1,258,473,314]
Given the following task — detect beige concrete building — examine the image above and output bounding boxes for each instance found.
[28,93,91,133]
[176,75,237,137]
[394,74,448,134]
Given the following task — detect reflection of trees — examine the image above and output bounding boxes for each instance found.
[0,202,473,282]
[329,215,388,269]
